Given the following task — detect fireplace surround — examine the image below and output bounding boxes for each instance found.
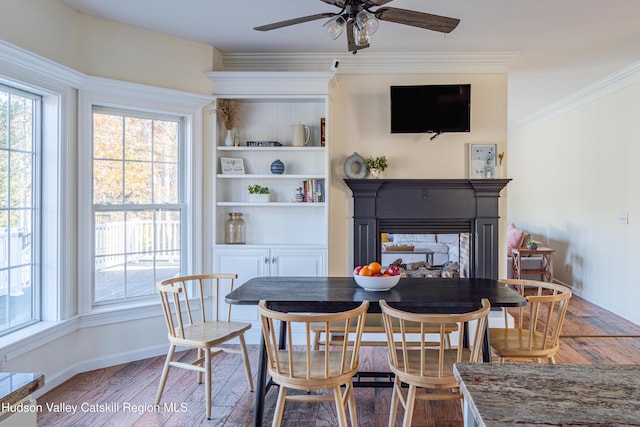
[345,179,510,279]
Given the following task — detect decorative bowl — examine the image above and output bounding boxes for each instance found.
[353,274,401,291]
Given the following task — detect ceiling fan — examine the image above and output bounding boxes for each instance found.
[254,0,460,54]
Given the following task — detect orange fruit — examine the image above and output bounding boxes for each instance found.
[368,262,382,274]
[359,266,372,276]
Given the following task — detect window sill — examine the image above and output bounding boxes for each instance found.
[0,300,162,362]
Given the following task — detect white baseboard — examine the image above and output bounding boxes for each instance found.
[32,344,168,398]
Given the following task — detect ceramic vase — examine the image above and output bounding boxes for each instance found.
[224,129,234,147]
[270,159,285,174]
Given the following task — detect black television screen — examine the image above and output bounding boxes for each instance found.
[390,84,471,134]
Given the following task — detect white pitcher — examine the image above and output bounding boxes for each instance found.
[291,123,310,146]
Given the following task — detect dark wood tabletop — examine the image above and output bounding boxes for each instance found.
[225,276,526,313]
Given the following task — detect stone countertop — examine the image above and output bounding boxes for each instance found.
[0,373,44,408]
[454,363,640,427]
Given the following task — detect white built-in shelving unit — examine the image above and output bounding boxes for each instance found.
[206,72,334,319]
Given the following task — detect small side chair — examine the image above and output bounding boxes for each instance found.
[380,298,491,427]
[258,300,369,427]
[490,279,572,363]
[155,273,253,420]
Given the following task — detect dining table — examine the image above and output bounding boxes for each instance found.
[454,362,640,426]
[225,276,526,427]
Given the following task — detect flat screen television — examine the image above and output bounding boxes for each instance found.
[390,84,471,136]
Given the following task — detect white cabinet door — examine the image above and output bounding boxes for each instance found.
[270,248,327,277]
[213,247,269,286]
[213,248,269,323]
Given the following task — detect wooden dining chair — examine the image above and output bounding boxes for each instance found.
[155,273,253,420]
[380,298,491,427]
[490,279,572,363]
[258,300,369,427]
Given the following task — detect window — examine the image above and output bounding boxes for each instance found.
[0,84,40,334]
[92,107,184,304]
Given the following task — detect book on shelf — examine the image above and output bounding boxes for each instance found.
[302,178,325,203]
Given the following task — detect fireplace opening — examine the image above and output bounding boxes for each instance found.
[380,232,471,278]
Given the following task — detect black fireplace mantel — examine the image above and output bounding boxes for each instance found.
[345,179,511,279]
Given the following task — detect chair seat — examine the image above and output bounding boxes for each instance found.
[271,350,358,389]
[489,327,559,358]
[169,320,251,347]
[391,348,471,388]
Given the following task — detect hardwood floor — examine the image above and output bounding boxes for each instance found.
[37,295,640,426]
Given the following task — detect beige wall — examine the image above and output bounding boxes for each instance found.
[1,0,218,94]
[327,74,509,275]
[509,80,640,324]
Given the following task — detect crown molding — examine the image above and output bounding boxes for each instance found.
[0,39,85,90]
[82,75,214,111]
[222,52,518,75]
[511,60,640,130]
[205,71,336,95]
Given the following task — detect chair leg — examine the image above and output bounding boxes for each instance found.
[238,334,254,391]
[205,349,212,420]
[155,344,176,405]
[333,385,349,427]
[197,348,203,384]
[402,384,417,427]
[272,385,288,427]
[344,381,358,427]
[388,376,401,427]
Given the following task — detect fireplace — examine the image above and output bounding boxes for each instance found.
[345,179,510,279]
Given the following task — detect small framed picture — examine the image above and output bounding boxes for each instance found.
[469,144,497,179]
[220,157,245,174]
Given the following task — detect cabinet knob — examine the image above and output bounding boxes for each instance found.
[271,257,277,264]
[264,257,269,264]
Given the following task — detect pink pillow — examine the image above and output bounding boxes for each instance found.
[506,224,525,257]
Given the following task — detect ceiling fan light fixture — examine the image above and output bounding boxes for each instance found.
[355,10,379,36]
[323,15,347,40]
[354,24,370,46]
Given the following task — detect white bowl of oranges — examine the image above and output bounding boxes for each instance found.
[353,262,401,291]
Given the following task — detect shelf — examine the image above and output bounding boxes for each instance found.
[217,174,325,179]
[217,202,325,207]
[217,146,325,152]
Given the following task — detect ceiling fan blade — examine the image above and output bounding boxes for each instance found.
[374,7,460,33]
[254,13,336,31]
[320,0,346,7]
[346,21,369,53]
[364,0,395,6]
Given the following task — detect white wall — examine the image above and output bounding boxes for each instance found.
[327,74,509,275]
[508,71,640,324]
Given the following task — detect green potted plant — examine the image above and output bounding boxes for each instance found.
[364,156,388,179]
[248,184,270,202]
[526,240,538,250]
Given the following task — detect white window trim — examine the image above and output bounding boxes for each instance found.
[0,39,212,362]
[78,77,212,314]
